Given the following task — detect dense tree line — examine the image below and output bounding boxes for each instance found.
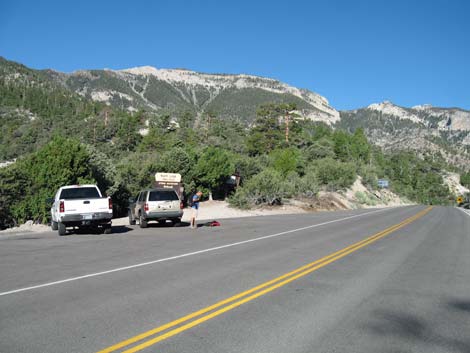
[0,99,456,226]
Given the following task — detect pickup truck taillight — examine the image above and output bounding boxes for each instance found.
[59,201,64,213]
[180,201,184,209]
[108,198,113,210]
[144,203,149,212]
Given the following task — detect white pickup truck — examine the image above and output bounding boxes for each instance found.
[50,185,113,236]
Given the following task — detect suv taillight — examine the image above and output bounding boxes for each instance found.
[59,201,64,213]
[180,201,184,209]
[144,203,149,212]
[108,198,113,210]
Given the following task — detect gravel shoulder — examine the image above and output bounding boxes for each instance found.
[112,200,308,226]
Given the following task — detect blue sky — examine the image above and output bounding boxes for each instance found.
[1,0,469,110]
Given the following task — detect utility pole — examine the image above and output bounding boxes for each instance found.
[93,119,96,142]
[205,113,213,140]
[285,112,290,143]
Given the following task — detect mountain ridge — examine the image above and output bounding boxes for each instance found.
[362,100,470,131]
[42,63,340,125]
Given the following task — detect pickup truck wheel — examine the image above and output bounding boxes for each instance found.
[128,210,136,225]
[139,215,148,228]
[58,222,67,236]
[51,221,58,231]
[171,218,181,226]
[103,226,112,234]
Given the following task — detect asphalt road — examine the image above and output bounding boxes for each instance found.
[0,206,469,353]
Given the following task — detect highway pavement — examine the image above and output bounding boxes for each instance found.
[0,206,469,353]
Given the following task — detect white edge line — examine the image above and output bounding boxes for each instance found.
[456,206,470,216]
[0,207,402,297]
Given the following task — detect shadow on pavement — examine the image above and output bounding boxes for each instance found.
[140,221,191,228]
[448,299,470,312]
[363,304,470,353]
[111,226,133,234]
[175,222,190,227]
[68,226,133,235]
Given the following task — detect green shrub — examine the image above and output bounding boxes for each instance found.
[227,188,251,209]
[269,148,302,177]
[1,136,98,223]
[359,165,378,189]
[298,169,320,197]
[228,168,287,207]
[283,171,303,197]
[194,147,234,196]
[233,154,265,180]
[310,158,356,191]
[355,191,377,206]
[304,138,335,161]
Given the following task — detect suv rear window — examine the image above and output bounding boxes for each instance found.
[149,190,179,201]
[60,187,101,200]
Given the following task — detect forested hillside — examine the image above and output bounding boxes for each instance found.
[0,57,467,227]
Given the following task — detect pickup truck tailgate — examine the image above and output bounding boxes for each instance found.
[63,198,111,215]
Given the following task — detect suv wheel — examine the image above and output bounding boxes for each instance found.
[139,215,148,228]
[128,210,136,225]
[51,221,58,231]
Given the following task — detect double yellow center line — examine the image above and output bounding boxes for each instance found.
[97,206,432,353]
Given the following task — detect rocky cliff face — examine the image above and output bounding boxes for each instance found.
[366,101,470,132]
[338,101,470,169]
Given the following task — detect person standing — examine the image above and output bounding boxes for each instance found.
[190,191,202,229]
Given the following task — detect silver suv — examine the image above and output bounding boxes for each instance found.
[128,188,184,228]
